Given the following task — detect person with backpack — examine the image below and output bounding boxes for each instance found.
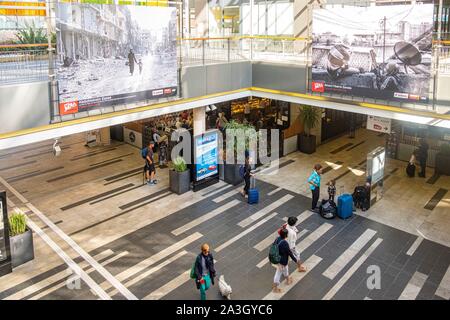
[240,152,252,198]
[416,138,429,178]
[191,243,216,300]
[286,216,307,273]
[271,228,298,293]
[142,141,157,185]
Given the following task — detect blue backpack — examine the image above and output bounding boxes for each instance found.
[141,147,148,159]
[239,165,245,178]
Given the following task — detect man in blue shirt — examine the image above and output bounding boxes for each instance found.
[308,164,323,211]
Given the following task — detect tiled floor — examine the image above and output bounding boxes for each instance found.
[0,130,448,300]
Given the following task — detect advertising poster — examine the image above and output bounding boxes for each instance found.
[312,3,434,103]
[195,131,219,182]
[56,2,178,115]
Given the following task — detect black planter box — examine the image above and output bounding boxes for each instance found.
[10,228,34,269]
[435,153,450,176]
[224,163,243,186]
[169,169,191,195]
[298,134,317,154]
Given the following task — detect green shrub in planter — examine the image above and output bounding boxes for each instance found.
[9,212,34,268]
[9,212,27,236]
[172,156,188,172]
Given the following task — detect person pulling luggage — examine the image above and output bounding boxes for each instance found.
[240,152,253,198]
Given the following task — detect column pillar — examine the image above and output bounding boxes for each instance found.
[194,0,209,37]
[193,106,206,137]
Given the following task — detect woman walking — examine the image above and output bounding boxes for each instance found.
[193,243,216,300]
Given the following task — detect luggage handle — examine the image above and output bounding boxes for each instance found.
[250,175,256,189]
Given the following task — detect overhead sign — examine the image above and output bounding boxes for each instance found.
[367,115,391,134]
[312,3,433,103]
[194,130,219,182]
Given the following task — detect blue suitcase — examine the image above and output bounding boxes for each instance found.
[248,177,259,204]
[337,194,353,219]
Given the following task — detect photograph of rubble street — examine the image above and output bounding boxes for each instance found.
[312,4,434,102]
[56,3,178,109]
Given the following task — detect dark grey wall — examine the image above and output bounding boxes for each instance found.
[0,82,51,134]
[181,61,252,98]
[252,62,308,94]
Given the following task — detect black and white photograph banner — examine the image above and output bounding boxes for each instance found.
[56,3,178,115]
[311,3,434,103]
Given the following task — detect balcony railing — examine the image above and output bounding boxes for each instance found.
[1,38,450,87]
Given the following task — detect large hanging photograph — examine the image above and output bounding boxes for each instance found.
[311,3,434,103]
[56,3,178,115]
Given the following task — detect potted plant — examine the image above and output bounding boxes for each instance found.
[435,143,450,176]
[223,120,256,185]
[298,105,320,154]
[169,156,191,194]
[9,212,34,268]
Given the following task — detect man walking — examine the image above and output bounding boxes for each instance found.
[416,138,429,178]
[128,49,138,76]
[145,141,157,185]
[272,229,298,293]
[286,216,307,273]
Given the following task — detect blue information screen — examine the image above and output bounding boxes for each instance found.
[195,131,219,182]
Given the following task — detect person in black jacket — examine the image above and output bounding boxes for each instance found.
[194,243,216,300]
[241,153,253,198]
[416,139,429,178]
[272,229,298,293]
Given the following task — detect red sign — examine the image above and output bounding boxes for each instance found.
[164,88,173,94]
[59,101,79,115]
[312,81,325,93]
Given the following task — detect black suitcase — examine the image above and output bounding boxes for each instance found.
[406,163,415,177]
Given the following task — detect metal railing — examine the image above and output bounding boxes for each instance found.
[1,37,450,86]
[178,36,309,66]
[0,44,51,85]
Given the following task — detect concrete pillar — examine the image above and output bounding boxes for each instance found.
[99,127,111,145]
[195,0,209,37]
[193,106,206,137]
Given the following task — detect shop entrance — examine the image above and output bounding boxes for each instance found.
[321,109,366,142]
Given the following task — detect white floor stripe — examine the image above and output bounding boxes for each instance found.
[364,297,372,300]
[3,249,114,300]
[238,195,294,228]
[212,188,240,203]
[216,212,278,252]
[406,236,424,256]
[1,178,132,299]
[257,223,332,269]
[322,229,377,280]
[201,183,229,197]
[435,266,450,300]
[107,251,188,297]
[35,251,129,300]
[25,218,111,300]
[143,269,191,300]
[262,255,323,300]
[399,271,428,300]
[267,187,282,196]
[26,202,138,300]
[98,232,202,292]
[172,200,240,236]
[322,238,383,300]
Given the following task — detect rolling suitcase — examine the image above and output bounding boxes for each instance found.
[337,194,353,219]
[248,177,259,204]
